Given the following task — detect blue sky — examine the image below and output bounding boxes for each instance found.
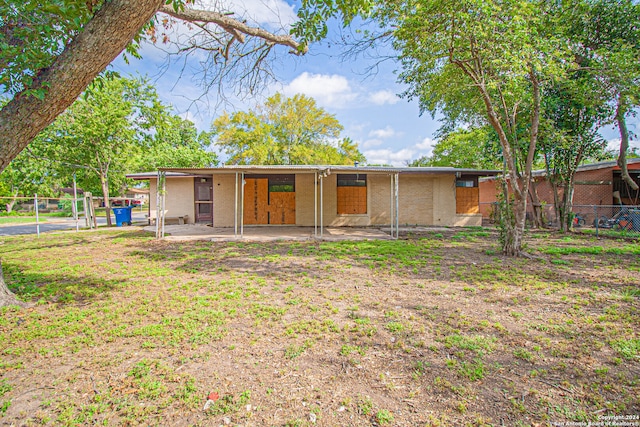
[110,0,638,167]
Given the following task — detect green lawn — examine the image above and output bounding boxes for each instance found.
[0,214,69,224]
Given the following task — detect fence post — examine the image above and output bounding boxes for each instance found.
[34,194,40,238]
[73,172,79,232]
[594,205,598,238]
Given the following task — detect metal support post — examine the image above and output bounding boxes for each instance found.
[240,172,245,238]
[34,194,40,237]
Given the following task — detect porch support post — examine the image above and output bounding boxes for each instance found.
[155,170,166,239]
[161,171,166,238]
[320,173,324,238]
[390,174,394,238]
[234,172,238,238]
[240,172,245,238]
[314,171,318,238]
[394,172,399,239]
[155,171,160,238]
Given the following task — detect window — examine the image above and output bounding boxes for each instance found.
[268,175,295,193]
[337,174,367,214]
[456,180,475,188]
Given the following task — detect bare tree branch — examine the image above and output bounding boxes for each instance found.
[158,5,306,55]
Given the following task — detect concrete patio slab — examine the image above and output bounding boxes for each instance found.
[142,224,395,242]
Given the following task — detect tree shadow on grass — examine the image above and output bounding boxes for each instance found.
[3,261,123,305]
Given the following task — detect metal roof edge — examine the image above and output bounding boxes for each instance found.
[154,165,501,175]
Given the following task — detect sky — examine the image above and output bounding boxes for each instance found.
[110,0,638,167]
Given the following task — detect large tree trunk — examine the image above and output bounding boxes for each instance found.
[470,71,538,256]
[528,180,545,229]
[0,261,27,308]
[510,191,528,255]
[0,0,164,173]
[100,173,113,227]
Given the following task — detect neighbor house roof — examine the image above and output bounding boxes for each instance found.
[480,157,640,181]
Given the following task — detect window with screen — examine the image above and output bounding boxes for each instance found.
[337,174,367,214]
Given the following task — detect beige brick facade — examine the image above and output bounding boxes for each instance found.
[149,177,195,223]
[139,167,490,228]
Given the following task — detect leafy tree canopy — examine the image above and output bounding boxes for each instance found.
[212,93,365,165]
[409,127,502,170]
[3,76,214,222]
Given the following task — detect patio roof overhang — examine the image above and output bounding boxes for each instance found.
[144,165,499,241]
[151,165,501,177]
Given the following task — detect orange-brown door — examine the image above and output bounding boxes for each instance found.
[268,192,296,224]
[244,178,269,224]
[456,187,480,214]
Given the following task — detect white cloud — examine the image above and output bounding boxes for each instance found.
[364,148,418,166]
[363,136,438,166]
[362,139,384,149]
[368,90,400,106]
[606,138,640,152]
[415,137,437,151]
[368,126,399,140]
[282,72,357,109]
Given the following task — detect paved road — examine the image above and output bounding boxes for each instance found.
[0,213,148,236]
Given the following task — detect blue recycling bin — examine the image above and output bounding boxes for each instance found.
[113,206,132,226]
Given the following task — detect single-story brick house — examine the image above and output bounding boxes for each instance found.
[478,158,640,220]
[128,165,499,232]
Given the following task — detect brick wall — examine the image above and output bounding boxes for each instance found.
[479,167,616,219]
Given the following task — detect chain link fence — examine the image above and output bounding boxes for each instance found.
[572,204,640,237]
[480,202,640,237]
[0,195,98,236]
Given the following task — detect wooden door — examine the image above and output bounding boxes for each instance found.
[456,187,480,214]
[244,178,269,224]
[268,192,296,224]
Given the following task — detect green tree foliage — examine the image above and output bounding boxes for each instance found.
[0,99,62,211]
[33,76,214,225]
[212,93,365,165]
[562,0,640,190]
[408,127,502,169]
[539,78,608,231]
[0,146,62,212]
[384,0,570,255]
[0,0,99,96]
[296,0,611,255]
[138,114,217,170]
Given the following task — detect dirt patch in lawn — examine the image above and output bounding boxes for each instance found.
[0,228,638,426]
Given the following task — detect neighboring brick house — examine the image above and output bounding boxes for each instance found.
[128,165,498,230]
[479,158,640,221]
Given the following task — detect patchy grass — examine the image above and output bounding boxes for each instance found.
[0,228,638,425]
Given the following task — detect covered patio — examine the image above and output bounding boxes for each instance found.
[142,224,396,242]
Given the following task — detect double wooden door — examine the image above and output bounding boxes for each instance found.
[243,178,295,225]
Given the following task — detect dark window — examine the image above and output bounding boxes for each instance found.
[337,174,367,187]
[247,174,295,192]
